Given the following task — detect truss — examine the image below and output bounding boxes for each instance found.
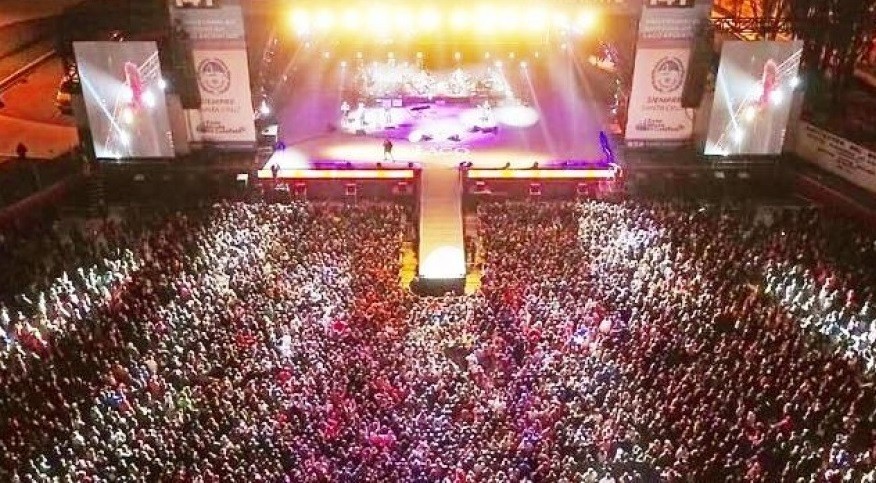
[710,17,798,37]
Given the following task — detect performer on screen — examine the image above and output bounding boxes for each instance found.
[383,138,394,162]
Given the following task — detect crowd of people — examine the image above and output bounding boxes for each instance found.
[0,199,874,481]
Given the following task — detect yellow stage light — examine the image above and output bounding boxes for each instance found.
[314,9,334,30]
[289,9,311,34]
[393,8,414,32]
[527,7,549,32]
[496,9,520,31]
[450,9,469,31]
[368,7,393,35]
[553,12,570,30]
[341,9,358,30]
[419,8,441,31]
[576,9,599,33]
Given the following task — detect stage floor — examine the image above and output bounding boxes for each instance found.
[264,55,609,172]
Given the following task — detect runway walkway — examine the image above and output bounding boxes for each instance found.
[418,166,466,281]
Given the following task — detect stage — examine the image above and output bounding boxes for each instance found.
[260,52,613,177]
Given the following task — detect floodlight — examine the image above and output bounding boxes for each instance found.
[289,9,310,34]
[576,9,598,32]
[341,9,358,29]
[142,90,156,108]
[314,10,334,30]
[450,9,469,30]
[769,89,783,106]
[419,8,441,31]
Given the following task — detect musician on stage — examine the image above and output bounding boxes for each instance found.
[383,138,394,162]
[340,101,350,125]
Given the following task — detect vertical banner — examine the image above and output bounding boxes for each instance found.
[188,49,257,143]
[625,0,712,147]
[169,0,256,145]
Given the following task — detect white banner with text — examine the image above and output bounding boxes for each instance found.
[187,48,256,144]
[796,122,876,194]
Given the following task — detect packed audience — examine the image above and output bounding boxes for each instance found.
[0,199,874,482]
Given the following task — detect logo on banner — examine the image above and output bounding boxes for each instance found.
[197,58,231,95]
[651,57,685,93]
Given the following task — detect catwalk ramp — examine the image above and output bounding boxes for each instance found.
[418,167,466,282]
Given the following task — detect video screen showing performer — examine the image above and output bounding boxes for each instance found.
[74,41,174,159]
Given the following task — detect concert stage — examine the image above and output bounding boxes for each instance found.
[260,52,614,178]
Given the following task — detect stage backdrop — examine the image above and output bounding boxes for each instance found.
[73,41,174,159]
[795,122,876,194]
[705,40,803,156]
[625,0,712,147]
[168,0,256,145]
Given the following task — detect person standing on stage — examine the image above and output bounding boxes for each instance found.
[383,138,394,162]
[340,101,350,125]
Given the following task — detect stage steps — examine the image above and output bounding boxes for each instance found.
[463,213,482,294]
[399,240,417,290]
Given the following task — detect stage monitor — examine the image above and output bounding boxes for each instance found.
[74,41,174,159]
[704,40,803,156]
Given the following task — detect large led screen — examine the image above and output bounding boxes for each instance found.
[705,40,803,156]
[74,41,174,159]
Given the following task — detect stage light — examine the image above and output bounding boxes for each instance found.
[743,105,757,122]
[368,7,392,35]
[289,9,310,35]
[340,61,347,68]
[494,60,503,68]
[420,246,466,280]
[142,90,156,108]
[508,52,516,59]
[770,89,784,106]
[790,76,801,89]
[450,9,469,31]
[157,78,167,90]
[314,9,334,30]
[259,100,271,116]
[475,7,497,35]
[121,85,134,103]
[576,9,598,32]
[496,9,520,31]
[527,7,549,31]
[520,61,528,69]
[454,52,462,62]
[356,51,363,59]
[322,51,331,59]
[416,51,424,59]
[419,8,441,31]
[393,8,414,33]
[553,12,570,30]
[122,107,134,125]
[484,52,491,60]
[341,9,357,29]
[733,128,744,144]
[119,131,131,146]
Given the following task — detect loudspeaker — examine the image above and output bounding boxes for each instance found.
[159,29,201,110]
[681,22,714,109]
